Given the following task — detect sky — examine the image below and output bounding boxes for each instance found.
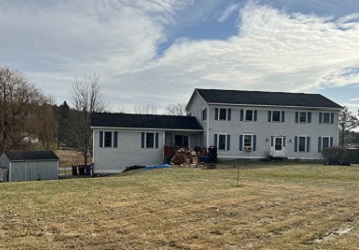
[1,0,359,113]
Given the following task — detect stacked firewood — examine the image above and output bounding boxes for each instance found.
[170,148,204,168]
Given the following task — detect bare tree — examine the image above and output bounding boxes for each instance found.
[69,74,107,164]
[0,67,55,151]
[116,105,127,113]
[133,102,158,114]
[166,103,186,116]
[339,107,359,147]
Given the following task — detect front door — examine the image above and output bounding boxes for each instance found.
[271,136,286,157]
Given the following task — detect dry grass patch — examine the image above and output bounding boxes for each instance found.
[1,163,359,249]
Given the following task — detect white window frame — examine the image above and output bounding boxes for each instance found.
[103,131,114,148]
[242,134,254,151]
[244,110,254,121]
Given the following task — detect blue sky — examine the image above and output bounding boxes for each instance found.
[1,0,359,113]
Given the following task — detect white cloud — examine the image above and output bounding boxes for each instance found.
[109,1,359,109]
[1,1,359,112]
[218,3,241,22]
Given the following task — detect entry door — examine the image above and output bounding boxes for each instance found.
[272,136,286,157]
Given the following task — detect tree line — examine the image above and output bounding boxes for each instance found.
[0,67,187,164]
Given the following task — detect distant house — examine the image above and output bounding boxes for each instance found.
[90,88,342,174]
[0,151,59,182]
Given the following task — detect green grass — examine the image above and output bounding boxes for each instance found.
[1,162,359,249]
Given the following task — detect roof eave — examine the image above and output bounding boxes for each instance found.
[91,126,203,132]
[206,102,343,110]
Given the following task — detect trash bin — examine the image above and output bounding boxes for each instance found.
[78,165,85,175]
[85,165,91,176]
[72,166,78,176]
[208,145,218,163]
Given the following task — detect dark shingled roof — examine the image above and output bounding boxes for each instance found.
[4,151,59,161]
[91,113,203,130]
[195,89,342,109]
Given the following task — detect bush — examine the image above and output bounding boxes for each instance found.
[322,147,346,162]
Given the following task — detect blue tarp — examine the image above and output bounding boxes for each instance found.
[143,164,171,170]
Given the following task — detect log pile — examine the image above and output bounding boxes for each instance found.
[170,148,205,168]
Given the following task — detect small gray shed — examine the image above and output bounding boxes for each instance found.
[0,151,59,182]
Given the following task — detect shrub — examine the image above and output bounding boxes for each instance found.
[322,147,346,162]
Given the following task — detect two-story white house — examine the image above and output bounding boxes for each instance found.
[90,88,342,174]
[186,88,342,160]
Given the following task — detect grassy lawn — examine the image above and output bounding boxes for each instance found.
[1,162,359,249]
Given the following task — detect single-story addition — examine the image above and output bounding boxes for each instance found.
[0,151,59,182]
[90,113,203,174]
[91,88,342,174]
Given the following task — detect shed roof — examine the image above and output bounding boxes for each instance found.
[4,151,59,161]
[193,89,342,109]
[91,113,203,131]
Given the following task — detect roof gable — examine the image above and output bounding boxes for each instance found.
[195,89,342,109]
[5,151,59,161]
[91,113,203,130]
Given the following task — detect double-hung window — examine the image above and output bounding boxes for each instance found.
[318,136,333,152]
[240,109,257,121]
[319,112,334,124]
[215,108,231,121]
[99,131,118,148]
[295,112,312,123]
[214,134,231,151]
[268,111,285,122]
[141,132,159,149]
[294,136,310,152]
[239,134,257,151]
[202,108,207,121]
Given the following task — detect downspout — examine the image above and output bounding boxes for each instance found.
[207,105,210,147]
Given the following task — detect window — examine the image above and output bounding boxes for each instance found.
[104,132,112,147]
[202,108,207,121]
[272,111,281,122]
[268,111,285,122]
[214,134,230,151]
[322,137,330,150]
[99,131,118,148]
[294,136,310,152]
[319,112,334,124]
[141,132,159,148]
[318,136,333,152]
[298,137,306,152]
[295,112,312,123]
[219,108,227,120]
[244,135,252,147]
[299,112,306,123]
[239,134,257,151]
[323,113,330,124]
[218,135,226,150]
[146,133,154,148]
[215,108,231,121]
[240,109,257,121]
